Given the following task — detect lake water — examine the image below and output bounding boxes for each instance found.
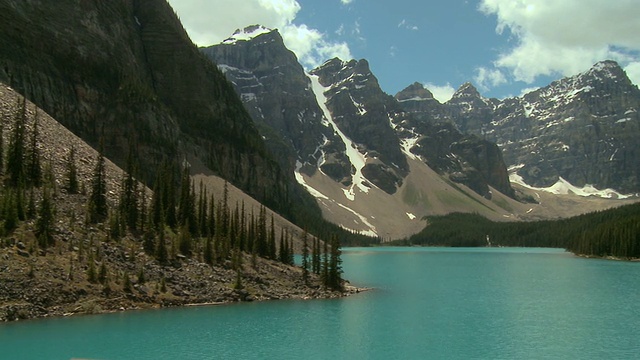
[2,247,640,359]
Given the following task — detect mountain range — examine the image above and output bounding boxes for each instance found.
[203,25,639,239]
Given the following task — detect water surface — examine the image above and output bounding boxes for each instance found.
[2,247,639,359]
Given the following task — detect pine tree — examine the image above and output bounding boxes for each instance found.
[139,186,147,233]
[156,229,168,264]
[143,229,156,255]
[322,239,329,289]
[26,188,36,220]
[123,272,132,293]
[119,144,139,232]
[302,230,310,284]
[6,96,27,187]
[98,262,108,284]
[3,190,18,235]
[328,235,343,291]
[87,141,108,224]
[178,223,192,256]
[0,122,4,175]
[204,236,214,265]
[65,146,79,194]
[268,215,276,260]
[177,168,190,226]
[108,210,123,241]
[312,237,320,275]
[198,181,208,237]
[137,267,146,284]
[207,193,216,239]
[278,229,286,263]
[87,252,98,283]
[150,171,164,229]
[25,110,41,188]
[35,186,55,248]
[238,201,246,252]
[290,236,295,265]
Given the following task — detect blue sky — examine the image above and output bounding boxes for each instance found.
[168,0,640,102]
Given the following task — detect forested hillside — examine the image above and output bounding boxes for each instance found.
[407,202,640,259]
[0,89,351,321]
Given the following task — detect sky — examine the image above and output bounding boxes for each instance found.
[167,0,640,102]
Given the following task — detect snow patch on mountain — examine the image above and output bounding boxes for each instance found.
[308,74,370,200]
[222,25,272,44]
[294,161,329,200]
[510,172,633,199]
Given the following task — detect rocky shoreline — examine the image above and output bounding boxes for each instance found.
[0,237,366,322]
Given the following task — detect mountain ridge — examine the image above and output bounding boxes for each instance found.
[202,25,638,239]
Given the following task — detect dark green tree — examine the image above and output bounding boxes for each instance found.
[65,146,79,194]
[26,188,36,220]
[156,229,168,264]
[0,122,4,174]
[3,190,18,234]
[6,96,27,187]
[322,239,329,289]
[328,235,343,291]
[301,230,310,284]
[87,142,108,224]
[25,110,41,188]
[87,253,98,284]
[119,143,139,231]
[35,186,55,248]
[177,164,197,235]
[178,223,192,256]
[204,236,214,265]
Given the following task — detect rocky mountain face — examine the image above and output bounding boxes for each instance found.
[309,58,409,194]
[205,29,513,199]
[0,0,295,215]
[394,85,514,198]
[435,61,640,194]
[200,27,345,177]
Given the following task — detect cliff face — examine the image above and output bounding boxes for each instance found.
[395,85,515,198]
[0,0,290,211]
[201,27,341,174]
[310,58,409,194]
[444,61,640,194]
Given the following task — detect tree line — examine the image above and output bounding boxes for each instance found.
[406,203,640,259]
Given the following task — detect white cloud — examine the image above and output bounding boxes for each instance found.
[389,46,398,58]
[423,82,456,103]
[519,86,540,97]
[479,0,640,85]
[167,0,299,45]
[398,19,419,31]
[340,0,354,4]
[474,67,507,91]
[282,25,352,68]
[167,0,352,69]
[625,62,640,87]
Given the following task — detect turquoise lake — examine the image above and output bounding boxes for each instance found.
[2,247,640,359]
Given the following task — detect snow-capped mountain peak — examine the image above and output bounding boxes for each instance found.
[451,82,481,100]
[222,25,273,44]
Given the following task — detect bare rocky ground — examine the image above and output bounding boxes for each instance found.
[0,85,362,322]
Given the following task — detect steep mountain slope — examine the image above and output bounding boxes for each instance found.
[200,26,345,176]
[202,29,526,238]
[394,86,514,199]
[434,61,640,195]
[0,0,292,214]
[0,85,352,321]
